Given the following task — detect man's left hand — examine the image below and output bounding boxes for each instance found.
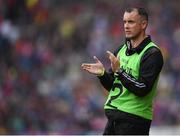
[106,51,120,73]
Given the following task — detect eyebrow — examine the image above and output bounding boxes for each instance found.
[123,18,136,22]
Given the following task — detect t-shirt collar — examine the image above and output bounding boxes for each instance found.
[125,35,152,55]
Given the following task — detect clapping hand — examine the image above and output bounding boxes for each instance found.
[81,56,105,76]
[106,51,120,73]
[81,51,120,75]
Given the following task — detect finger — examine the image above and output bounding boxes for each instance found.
[82,66,94,74]
[81,63,92,66]
[82,67,91,72]
[82,63,97,67]
[82,66,90,70]
[106,51,114,57]
[82,65,91,71]
[81,63,91,69]
[93,56,100,63]
[106,51,114,61]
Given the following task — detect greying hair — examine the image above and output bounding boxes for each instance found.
[125,7,148,22]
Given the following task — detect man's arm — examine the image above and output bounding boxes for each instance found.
[98,69,115,91]
[98,45,124,91]
[116,47,164,97]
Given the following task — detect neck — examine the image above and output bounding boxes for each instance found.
[131,33,147,48]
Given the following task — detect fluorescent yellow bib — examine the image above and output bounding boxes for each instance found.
[104,42,159,120]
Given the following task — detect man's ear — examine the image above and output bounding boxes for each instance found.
[141,20,148,29]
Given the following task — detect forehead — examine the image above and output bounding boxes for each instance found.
[123,11,140,20]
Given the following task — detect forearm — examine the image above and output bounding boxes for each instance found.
[116,70,152,97]
[98,71,114,91]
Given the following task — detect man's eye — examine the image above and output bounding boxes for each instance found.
[128,21,134,23]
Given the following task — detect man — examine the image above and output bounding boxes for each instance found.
[81,7,163,135]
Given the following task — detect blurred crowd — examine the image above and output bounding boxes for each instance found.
[0,0,180,134]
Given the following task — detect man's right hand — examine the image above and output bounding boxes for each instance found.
[81,56,105,76]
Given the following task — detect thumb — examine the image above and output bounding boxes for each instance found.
[93,56,100,63]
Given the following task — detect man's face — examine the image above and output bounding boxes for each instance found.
[123,10,146,39]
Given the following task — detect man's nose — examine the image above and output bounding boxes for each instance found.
[124,23,129,29]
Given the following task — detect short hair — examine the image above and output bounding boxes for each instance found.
[124,7,148,22]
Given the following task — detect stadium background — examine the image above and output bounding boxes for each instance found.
[0,0,180,134]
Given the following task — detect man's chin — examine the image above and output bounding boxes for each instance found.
[125,36,132,39]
